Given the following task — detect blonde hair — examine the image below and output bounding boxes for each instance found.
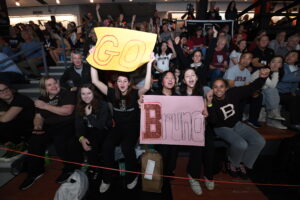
[39,76,58,97]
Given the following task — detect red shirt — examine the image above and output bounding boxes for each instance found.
[211,50,228,68]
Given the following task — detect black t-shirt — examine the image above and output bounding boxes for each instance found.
[107,87,140,125]
[252,47,274,71]
[37,89,75,125]
[8,93,35,124]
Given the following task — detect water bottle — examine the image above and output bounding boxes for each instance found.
[44,150,51,165]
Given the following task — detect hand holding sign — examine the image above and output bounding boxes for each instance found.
[87,27,157,72]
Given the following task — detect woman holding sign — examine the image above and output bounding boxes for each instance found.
[179,68,215,195]
[206,68,270,179]
[91,53,155,193]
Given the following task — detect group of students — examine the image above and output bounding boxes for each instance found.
[0,49,274,195]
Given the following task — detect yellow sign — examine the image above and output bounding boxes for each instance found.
[87,27,157,72]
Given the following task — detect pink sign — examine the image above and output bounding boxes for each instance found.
[140,95,205,146]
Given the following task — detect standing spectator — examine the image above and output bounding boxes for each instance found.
[268,31,286,57]
[91,53,154,193]
[225,1,238,20]
[206,2,221,20]
[154,40,176,78]
[60,51,91,92]
[252,35,275,72]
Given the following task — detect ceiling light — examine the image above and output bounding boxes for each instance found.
[129,0,132,1]
[90,0,94,3]
[56,0,60,4]
[15,0,21,6]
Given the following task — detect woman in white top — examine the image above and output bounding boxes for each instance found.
[251,56,286,129]
[154,40,177,78]
[229,40,247,68]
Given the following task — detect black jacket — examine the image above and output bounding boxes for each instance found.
[60,63,91,90]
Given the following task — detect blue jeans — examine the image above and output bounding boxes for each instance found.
[214,121,265,169]
[262,88,280,111]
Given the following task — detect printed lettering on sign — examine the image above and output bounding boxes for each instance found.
[140,96,205,146]
[87,27,157,72]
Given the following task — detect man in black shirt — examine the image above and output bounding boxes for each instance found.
[251,35,274,72]
[60,51,91,92]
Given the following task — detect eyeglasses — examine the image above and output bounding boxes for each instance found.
[0,87,9,94]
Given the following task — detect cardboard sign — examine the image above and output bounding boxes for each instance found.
[140,95,205,146]
[87,27,157,72]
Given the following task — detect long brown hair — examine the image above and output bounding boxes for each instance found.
[39,76,58,97]
[114,73,133,108]
[76,83,102,116]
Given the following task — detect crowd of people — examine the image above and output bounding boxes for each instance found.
[0,0,300,197]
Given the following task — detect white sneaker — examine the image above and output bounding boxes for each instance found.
[258,107,266,122]
[268,109,286,121]
[204,176,215,190]
[187,174,202,195]
[99,180,110,193]
[127,176,138,189]
[267,119,287,130]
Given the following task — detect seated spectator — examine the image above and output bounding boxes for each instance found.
[251,35,275,72]
[248,30,267,52]
[190,50,208,86]
[279,35,300,57]
[49,32,71,63]
[154,40,176,79]
[5,26,23,61]
[76,84,112,178]
[268,31,286,57]
[224,52,263,127]
[251,56,286,129]
[207,68,270,178]
[232,25,247,45]
[60,51,91,92]
[17,31,43,78]
[224,52,251,88]
[19,76,83,190]
[0,81,34,157]
[0,52,27,84]
[277,51,300,131]
[229,39,247,68]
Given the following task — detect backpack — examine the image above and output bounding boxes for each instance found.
[54,170,89,200]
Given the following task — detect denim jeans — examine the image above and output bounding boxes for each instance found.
[262,88,280,111]
[214,121,265,169]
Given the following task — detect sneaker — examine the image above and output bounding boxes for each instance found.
[247,120,262,128]
[267,119,287,130]
[238,164,248,179]
[227,162,239,177]
[19,173,44,190]
[187,174,202,195]
[99,180,110,193]
[267,109,286,121]
[204,176,215,190]
[258,107,266,122]
[56,171,72,183]
[127,175,138,190]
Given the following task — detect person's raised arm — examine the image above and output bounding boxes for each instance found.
[167,40,177,59]
[96,4,102,24]
[131,15,136,30]
[138,52,155,96]
[91,67,108,95]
